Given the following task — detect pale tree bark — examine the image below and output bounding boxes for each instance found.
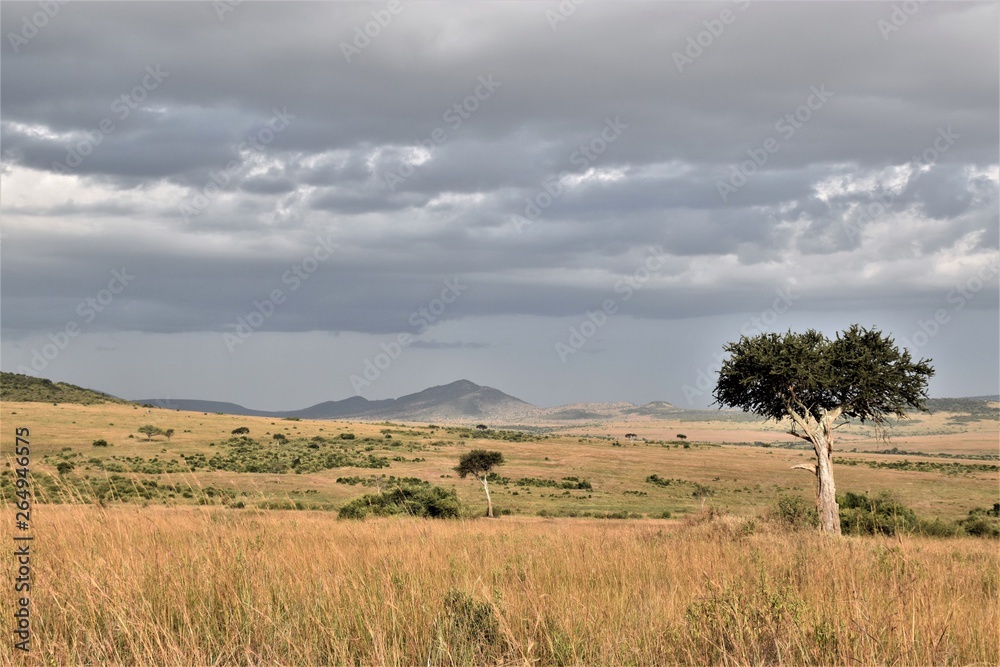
[480,476,494,518]
[787,401,843,534]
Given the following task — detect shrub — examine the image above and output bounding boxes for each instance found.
[339,432,356,440]
[338,484,462,520]
[92,439,109,447]
[916,517,960,538]
[959,508,1000,538]
[839,491,917,536]
[231,427,250,435]
[771,495,818,530]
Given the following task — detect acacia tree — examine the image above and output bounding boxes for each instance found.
[455,449,505,518]
[137,425,163,441]
[713,325,933,534]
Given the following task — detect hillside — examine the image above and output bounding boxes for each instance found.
[0,372,131,405]
[138,380,538,422]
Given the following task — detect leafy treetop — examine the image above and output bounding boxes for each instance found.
[714,325,934,427]
[455,450,505,478]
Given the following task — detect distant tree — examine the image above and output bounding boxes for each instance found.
[273,433,287,442]
[624,433,637,440]
[138,425,163,441]
[713,325,933,534]
[455,449,505,518]
[92,439,109,448]
[475,424,488,431]
[231,427,250,435]
[676,434,688,440]
[163,429,175,441]
[55,461,74,475]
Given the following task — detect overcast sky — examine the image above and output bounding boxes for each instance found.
[1,1,997,410]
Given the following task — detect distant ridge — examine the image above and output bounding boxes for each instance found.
[7,370,996,425]
[138,380,679,423]
[0,372,132,405]
[137,380,539,422]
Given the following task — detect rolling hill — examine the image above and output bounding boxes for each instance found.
[0,372,132,405]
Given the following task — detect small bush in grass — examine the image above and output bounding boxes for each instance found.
[916,517,961,538]
[772,495,818,530]
[92,439,109,447]
[960,508,1000,538]
[339,432,356,440]
[338,484,462,520]
[839,490,917,536]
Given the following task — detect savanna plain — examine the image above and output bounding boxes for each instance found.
[1,390,998,665]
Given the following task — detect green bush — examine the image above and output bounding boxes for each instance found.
[839,491,917,536]
[339,432,356,440]
[338,484,462,520]
[916,517,960,538]
[959,508,1000,538]
[92,439,109,447]
[772,495,818,530]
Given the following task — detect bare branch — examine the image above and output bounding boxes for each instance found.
[791,463,817,474]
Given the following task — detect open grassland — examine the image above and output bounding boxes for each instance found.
[1,402,997,665]
[2,402,997,522]
[0,506,997,666]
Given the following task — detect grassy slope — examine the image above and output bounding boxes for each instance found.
[2,401,996,521]
[0,372,131,405]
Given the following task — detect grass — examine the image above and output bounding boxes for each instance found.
[3,402,997,522]
[1,400,997,664]
[0,505,996,665]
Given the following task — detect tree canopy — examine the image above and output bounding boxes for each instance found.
[455,450,505,479]
[714,325,934,428]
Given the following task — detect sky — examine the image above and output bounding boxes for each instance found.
[1,1,998,411]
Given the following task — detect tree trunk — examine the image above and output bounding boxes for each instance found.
[481,477,493,518]
[812,429,841,534]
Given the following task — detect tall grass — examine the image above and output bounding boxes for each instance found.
[1,506,996,665]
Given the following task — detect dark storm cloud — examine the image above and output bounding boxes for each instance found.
[1,0,997,346]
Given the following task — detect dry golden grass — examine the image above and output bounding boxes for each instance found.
[1,505,997,666]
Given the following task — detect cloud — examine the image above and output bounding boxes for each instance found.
[0,1,996,405]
